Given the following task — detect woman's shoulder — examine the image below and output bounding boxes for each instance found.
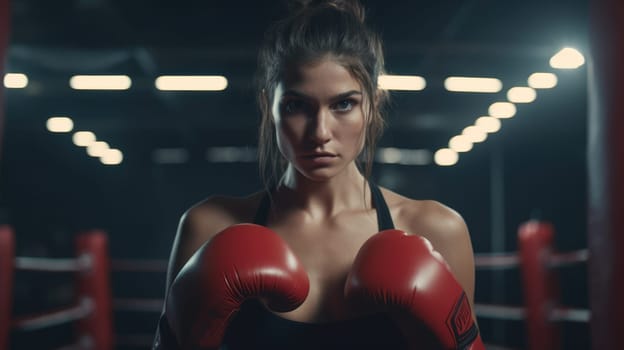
[379,186,471,251]
[379,186,460,220]
[168,190,268,282]
[183,190,266,233]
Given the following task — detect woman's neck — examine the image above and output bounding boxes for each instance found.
[275,163,370,219]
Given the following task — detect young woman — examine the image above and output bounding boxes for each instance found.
[154,1,483,349]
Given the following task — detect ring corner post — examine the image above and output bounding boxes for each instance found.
[518,221,560,350]
[75,230,115,350]
[0,225,15,350]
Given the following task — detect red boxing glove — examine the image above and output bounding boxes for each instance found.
[344,229,484,350]
[162,224,310,349]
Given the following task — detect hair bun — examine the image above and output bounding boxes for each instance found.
[287,0,366,22]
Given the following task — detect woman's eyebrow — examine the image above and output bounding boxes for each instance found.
[282,90,363,100]
[333,90,363,100]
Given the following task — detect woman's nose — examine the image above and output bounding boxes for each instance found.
[308,108,331,145]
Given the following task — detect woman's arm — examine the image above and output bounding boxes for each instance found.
[165,197,239,293]
[402,200,477,314]
[154,196,240,349]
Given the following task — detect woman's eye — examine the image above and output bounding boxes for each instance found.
[282,100,304,114]
[333,99,354,112]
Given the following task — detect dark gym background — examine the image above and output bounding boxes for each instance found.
[1,0,589,349]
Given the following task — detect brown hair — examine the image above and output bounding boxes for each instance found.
[256,0,388,189]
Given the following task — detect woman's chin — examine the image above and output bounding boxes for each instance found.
[300,165,361,183]
[297,167,338,182]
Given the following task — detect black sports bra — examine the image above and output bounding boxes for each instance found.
[221,182,406,350]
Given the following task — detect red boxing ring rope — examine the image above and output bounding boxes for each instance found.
[475,253,521,269]
[547,249,589,268]
[110,258,168,273]
[474,303,526,321]
[108,259,168,346]
[14,255,92,272]
[474,303,590,323]
[112,297,164,313]
[11,298,93,332]
[475,248,589,271]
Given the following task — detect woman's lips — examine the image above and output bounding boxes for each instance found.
[301,153,337,164]
[302,152,336,158]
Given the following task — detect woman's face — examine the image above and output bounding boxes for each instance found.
[271,58,368,181]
